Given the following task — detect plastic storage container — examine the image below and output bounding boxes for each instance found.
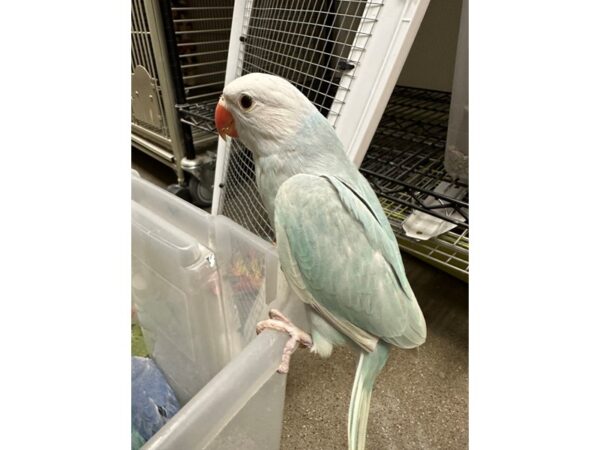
[131,173,307,449]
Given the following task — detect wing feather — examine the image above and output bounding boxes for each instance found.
[274,174,426,350]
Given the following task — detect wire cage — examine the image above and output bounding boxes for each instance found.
[214,0,386,243]
[131,0,172,139]
[131,0,236,203]
[169,0,235,144]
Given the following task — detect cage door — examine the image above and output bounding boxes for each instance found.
[212,0,430,242]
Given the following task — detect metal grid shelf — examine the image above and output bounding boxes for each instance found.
[177,99,219,135]
[360,86,469,281]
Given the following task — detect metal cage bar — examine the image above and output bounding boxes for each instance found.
[131,0,170,137]
[169,0,235,154]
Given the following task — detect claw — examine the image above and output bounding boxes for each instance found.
[256,309,313,374]
[268,308,292,324]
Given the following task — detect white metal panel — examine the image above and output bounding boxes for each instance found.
[335,0,430,166]
[212,0,249,214]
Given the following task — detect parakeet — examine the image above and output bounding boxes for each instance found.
[215,73,426,450]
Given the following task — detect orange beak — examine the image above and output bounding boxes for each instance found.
[215,98,238,140]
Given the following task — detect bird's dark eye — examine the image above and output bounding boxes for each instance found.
[239,94,253,110]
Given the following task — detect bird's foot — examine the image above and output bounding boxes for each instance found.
[256,309,313,374]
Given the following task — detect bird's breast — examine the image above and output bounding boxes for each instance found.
[255,156,292,224]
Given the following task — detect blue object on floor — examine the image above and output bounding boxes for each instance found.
[132,356,181,445]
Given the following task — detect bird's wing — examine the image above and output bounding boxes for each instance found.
[328,172,417,302]
[274,174,425,351]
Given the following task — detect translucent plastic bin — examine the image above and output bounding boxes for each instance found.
[131,174,307,449]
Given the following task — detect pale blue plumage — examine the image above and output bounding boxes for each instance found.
[219,73,426,450]
[275,173,426,351]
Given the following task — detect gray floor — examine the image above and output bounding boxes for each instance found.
[132,149,468,450]
[281,255,468,450]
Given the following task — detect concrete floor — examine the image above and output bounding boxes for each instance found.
[132,149,469,449]
[281,256,468,450]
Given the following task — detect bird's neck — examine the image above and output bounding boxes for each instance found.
[254,113,353,222]
[253,149,303,223]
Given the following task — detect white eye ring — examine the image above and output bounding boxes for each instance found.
[239,94,254,111]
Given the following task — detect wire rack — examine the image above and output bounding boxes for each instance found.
[178,98,218,134]
[360,86,469,281]
[219,0,384,242]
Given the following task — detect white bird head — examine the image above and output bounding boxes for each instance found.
[215,73,324,156]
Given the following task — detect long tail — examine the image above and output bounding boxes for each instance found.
[348,340,390,450]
